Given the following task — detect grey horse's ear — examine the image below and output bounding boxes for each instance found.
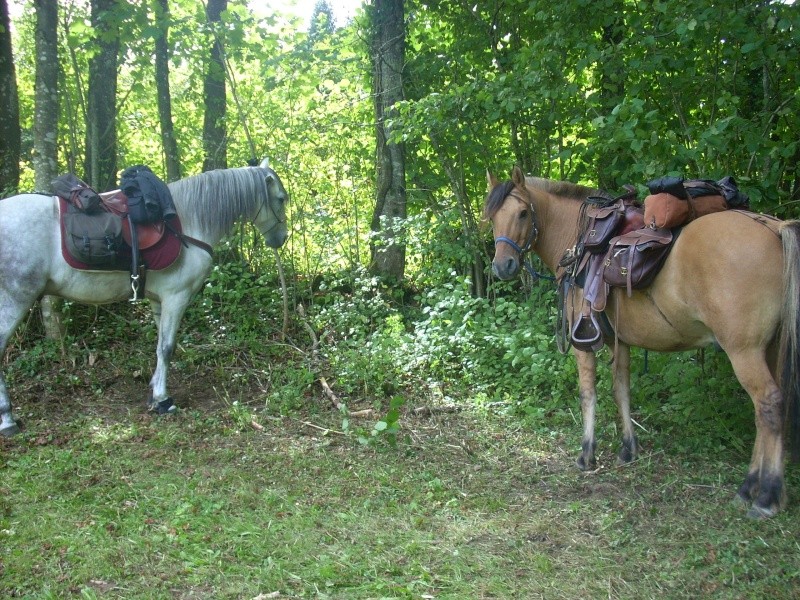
[259,157,270,169]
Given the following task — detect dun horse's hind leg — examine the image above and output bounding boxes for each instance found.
[575,349,598,470]
[728,351,786,519]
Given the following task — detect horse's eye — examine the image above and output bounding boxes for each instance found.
[520,209,528,220]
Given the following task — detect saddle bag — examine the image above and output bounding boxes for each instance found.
[63,208,123,266]
[583,197,625,254]
[602,227,674,296]
[51,173,102,214]
[643,175,737,229]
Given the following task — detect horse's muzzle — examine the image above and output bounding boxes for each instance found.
[492,255,520,280]
[265,228,289,249]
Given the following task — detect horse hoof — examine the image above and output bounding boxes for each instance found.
[0,423,21,437]
[747,504,778,520]
[149,398,177,415]
[576,456,596,471]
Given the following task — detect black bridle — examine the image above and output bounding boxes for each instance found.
[253,184,287,235]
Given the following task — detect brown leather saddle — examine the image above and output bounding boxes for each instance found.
[100,189,167,250]
[560,191,675,353]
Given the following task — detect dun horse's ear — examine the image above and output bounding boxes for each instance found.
[259,157,270,169]
[512,166,525,187]
[486,170,500,190]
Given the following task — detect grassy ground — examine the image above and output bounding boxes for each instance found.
[2,367,800,600]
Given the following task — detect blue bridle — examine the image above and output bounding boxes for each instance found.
[493,200,555,282]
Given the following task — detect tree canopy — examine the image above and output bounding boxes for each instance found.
[5,0,799,289]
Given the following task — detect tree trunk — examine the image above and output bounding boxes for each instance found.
[595,6,626,191]
[34,0,66,341]
[85,0,119,191]
[33,0,59,193]
[431,137,487,298]
[0,0,20,195]
[369,0,406,280]
[202,0,227,172]
[154,0,181,181]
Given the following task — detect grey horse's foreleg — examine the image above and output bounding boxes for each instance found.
[0,377,20,437]
[147,297,190,414]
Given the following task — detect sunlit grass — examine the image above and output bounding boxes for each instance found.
[2,397,800,599]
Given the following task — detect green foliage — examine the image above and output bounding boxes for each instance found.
[631,348,754,456]
[408,275,581,425]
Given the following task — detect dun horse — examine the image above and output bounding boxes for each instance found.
[0,161,288,436]
[485,166,800,519]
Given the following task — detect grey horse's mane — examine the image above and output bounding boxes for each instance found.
[167,166,273,239]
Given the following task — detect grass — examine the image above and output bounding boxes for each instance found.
[2,376,800,599]
[1,292,799,599]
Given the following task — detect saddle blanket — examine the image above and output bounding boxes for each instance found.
[58,197,183,271]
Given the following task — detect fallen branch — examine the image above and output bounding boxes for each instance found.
[296,305,346,411]
[412,405,462,416]
[301,420,345,435]
[319,376,345,411]
[348,409,374,418]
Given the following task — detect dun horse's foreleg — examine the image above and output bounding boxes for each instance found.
[729,352,786,518]
[574,349,598,470]
[148,297,189,415]
[612,343,638,464]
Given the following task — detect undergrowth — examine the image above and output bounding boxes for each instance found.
[4,261,759,458]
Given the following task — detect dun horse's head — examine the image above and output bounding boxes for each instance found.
[484,166,537,280]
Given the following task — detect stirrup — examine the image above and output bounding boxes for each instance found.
[571,312,604,352]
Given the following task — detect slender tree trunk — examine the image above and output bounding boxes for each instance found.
[33,0,59,193]
[202,0,227,172]
[0,0,20,195]
[369,0,406,280]
[85,0,120,191]
[34,0,66,341]
[431,137,487,298]
[595,3,626,190]
[154,0,180,181]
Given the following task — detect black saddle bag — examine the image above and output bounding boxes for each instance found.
[63,208,123,265]
[120,165,176,224]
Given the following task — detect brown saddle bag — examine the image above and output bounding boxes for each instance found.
[602,227,674,296]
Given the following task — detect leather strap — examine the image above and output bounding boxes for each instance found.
[165,222,214,258]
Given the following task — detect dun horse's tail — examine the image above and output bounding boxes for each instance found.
[780,220,800,462]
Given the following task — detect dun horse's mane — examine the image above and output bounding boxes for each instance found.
[484,175,600,219]
[167,166,273,238]
[526,176,599,201]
